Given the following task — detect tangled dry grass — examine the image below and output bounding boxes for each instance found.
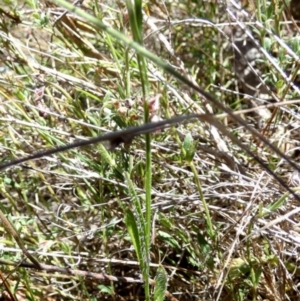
[1,0,300,300]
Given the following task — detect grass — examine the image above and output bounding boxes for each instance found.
[1,0,300,300]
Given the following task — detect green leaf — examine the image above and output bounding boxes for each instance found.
[251,266,262,286]
[228,258,250,280]
[154,266,167,301]
[260,192,288,217]
[197,232,211,254]
[98,143,116,167]
[97,285,114,294]
[263,37,272,51]
[124,209,143,268]
[158,213,173,229]
[158,231,181,250]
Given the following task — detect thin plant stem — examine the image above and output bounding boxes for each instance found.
[189,161,215,241]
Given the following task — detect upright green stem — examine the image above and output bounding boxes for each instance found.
[125,1,151,299]
[189,161,215,241]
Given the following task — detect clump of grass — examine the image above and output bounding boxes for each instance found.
[1,0,300,300]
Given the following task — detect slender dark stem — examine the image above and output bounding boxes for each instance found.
[0,114,199,170]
